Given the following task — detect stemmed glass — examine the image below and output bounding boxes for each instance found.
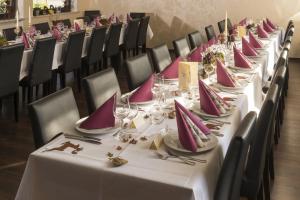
[113,103,130,137]
[151,74,164,105]
[125,102,139,132]
[204,64,215,83]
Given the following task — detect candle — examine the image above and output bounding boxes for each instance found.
[16,10,19,30]
[224,11,228,38]
[28,6,31,26]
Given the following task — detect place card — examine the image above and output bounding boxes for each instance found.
[178,62,199,91]
[149,133,163,150]
[237,26,247,38]
[130,114,147,129]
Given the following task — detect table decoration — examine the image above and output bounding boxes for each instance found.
[43,141,83,154]
[108,157,128,167]
[178,61,198,91]
[0,35,8,47]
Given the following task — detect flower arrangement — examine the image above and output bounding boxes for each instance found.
[202,49,225,65]
[0,35,8,47]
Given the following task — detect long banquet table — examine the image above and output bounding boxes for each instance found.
[15,28,283,200]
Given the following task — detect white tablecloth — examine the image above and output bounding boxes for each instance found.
[15,28,281,200]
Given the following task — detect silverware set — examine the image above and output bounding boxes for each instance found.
[64,133,102,144]
[155,150,207,165]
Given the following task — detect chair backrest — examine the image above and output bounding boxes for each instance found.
[29,37,56,86]
[124,18,140,49]
[28,87,80,148]
[83,68,121,114]
[173,37,191,57]
[84,10,101,22]
[2,26,23,41]
[218,20,226,34]
[274,49,287,71]
[188,31,202,50]
[130,12,146,19]
[63,30,86,73]
[125,54,153,90]
[53,19,71,28]
[241,84,279,198]
[77,16,91,24]
[0,43,24,97]
[214,112,257,200]
[205,25,216,41]
[151,43,172,72]
[86,26,107,65]
[137,16,150,46]
[273,65,287,96]
[283,20,294,43]
[33,22,50,34]
[105,23,122,57]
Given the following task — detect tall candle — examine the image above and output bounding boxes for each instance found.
[224,11,228,38]
[28,6,31,25]
[16,10,19,29]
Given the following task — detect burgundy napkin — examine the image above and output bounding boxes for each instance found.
[233,46,252,68]
[216,59,236,87]
[52,27,62,41]
[161,57,181,79]
[22,33,30,49]
[80,94,116,130]
[175,100,210,152]
[108,13,115,24]
[94,16,102,27]
[266,18,276,29]
[263,20,274,33]
[188,46,203,62]
[239,18,247,26]
[242,37,258,56]
[198,80,221,116]
[129,74,154,103]
[208,38,216,46]
[249,31,263,48]
[29,26,37,38]
[75,22,81,31]
[257,24,269,38]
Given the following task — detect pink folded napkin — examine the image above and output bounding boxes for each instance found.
[74,22,81,31]
[249,31,263,48]
[175,100,210,152]
[80,94,116,130]
[266,18,276,29]
[216,59,236,87]
[199,80,230,116]
[233,46,252,68]
[129,74,154,103]
[94,16,102,27]
[208,38,216,46]
[242,37,258,56]
[108,13,115,24]
[29,26,37,38]
[188,46,203,62]
[239,18,247,26]
[52,27,62,41]
[161,57,181,79]
[257,24,269,38]
[22,33,30,49]
[263,20,274,33]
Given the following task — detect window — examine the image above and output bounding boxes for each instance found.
[0,0,16,20]
[32,0,72,16]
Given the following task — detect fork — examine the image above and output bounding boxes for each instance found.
[166,150,207,163]
[154,151,196,165]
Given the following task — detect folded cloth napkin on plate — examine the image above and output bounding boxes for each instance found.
[249,31,263,48]
[80,93,116,130]
[188,46,203,62]
[263,20,274,33]
[239,18,247,26]
[216,59,238,87]
[22,33,30,49]
[161,57,181,79]
[208,38,217,46]
[52,27,62,41]
[242,37,258,56]
[29,26,37,38]
[75,22,81,31]
[234,46,252,68]
[257,24,269,38]
[266,18,276,29]
[94,16,102,27]
[175,100,210,152]
[199,80,231,116]
[108,13,115,24]
[129,74,154,103]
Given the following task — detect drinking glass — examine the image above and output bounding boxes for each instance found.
[113,104,130,136]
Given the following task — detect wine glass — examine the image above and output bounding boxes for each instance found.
[113,103,130,137]
[125,103,139,132]
[149,104,165,125]
[204,64,215,83]
[151,74,163,104]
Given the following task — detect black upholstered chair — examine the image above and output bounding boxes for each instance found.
[83,68,121,114]
[2,26,23,41]
[282,20,294,45]
[84,10,101,23]
[188,31,202,50]
[205,25,217,41]
[56,30,85,91]
[103,23,122,71]
[82,26,107,75]
[241,84,279,200]
[122,18,140,59]
[77,16,91,24]
[217,19,233,34]
[20,37,56,103]
[214,112,257,200]
[151,43,172,72]
[28,87,80,148]
[125,54,153,90]
[130,12,146,19]
[173,37,191,58]
[0,43,24,122]
[52,19,72,28]
[33,22,51,34]
[136,16,150,54]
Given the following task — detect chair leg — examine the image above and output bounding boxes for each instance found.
[60,73,66,89]
[22,86,26,103]
[27,86,33,103]
[269,148,275,180]
[36,84,40,99]
[14,92,19,122]
[103,56,108,69]
[263,163,271,200]
[42,82,48,97]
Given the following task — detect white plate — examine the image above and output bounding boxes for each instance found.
[213,81,247,91]
[121,93,155,105]
[191,102,235,118]
[228,65,255,72]
[75,117,118,135]
[163,131,218,154]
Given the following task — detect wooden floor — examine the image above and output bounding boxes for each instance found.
[0,59,299,200]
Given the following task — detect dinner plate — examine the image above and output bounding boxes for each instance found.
[191,102,235,118]
[213,81,248,91]
[228,65,255,72]
[121,93,155,105]
[75,117,119,135]
[163,131,218,154]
